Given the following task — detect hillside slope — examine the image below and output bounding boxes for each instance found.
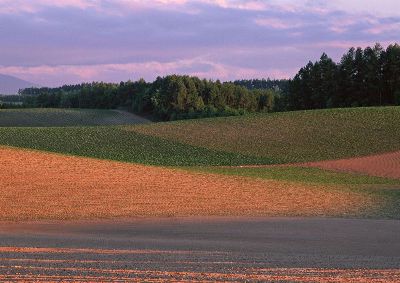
[132,106,400,163]
[0,108,150,127]
[0,107,399,166]
[0,74,38,94]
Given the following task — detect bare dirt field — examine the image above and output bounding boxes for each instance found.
[0,146,373,221]
[0,218,399,282]
[1,147,398,282]
[304,151,400,179]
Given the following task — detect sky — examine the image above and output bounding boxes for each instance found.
[0,0,399,87]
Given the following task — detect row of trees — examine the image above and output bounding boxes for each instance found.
[233,79,289,92]
[19,43,400,120]
[21,76,282,120]
[0,95,24,108]
[288,43,400,110]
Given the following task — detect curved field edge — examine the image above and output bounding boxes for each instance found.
[0,127,273,166]
[130,106,400,163]
[185,166,400,186]
[0,108,150,127]
[303,150,400,180]
[0,146,392,221]
[183,166,400,219]
[0,106,399,166]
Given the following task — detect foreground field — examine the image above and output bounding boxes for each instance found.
[0,108,149,127]
[0,218,399,282]
[0,146,388,221]
[1,107,399,281]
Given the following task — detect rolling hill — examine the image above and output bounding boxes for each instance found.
[0,74,38,95]
[0,106,399,165]
[0,108,150,127]
[0,106,399,220]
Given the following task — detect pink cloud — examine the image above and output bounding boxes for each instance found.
[0,58,210,86]
[0,55,294,87]
[255,18,303,29]
[365,22,400,35]
[329,19,358,34]
[207,0,268,11]
[0,0,96,14]
[0,0,270,15]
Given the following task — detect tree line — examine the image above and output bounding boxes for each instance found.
[21,77,284,120]
[0,95,24,108]
[19,43,400,120]
[288,43,400,110]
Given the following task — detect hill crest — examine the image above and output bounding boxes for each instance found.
[0,74,38,95]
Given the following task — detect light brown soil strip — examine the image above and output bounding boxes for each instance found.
[303,151,400,179]
[0,266,398,282]
[0,147,372,221]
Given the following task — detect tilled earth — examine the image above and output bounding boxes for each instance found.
[0,218,399,282]
[304,150,400,180]
[0,147,373,221]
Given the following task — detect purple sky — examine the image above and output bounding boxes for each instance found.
[0,0,399,87]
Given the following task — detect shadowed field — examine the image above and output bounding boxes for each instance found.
[0,146,380,221]
[0,108,150,127]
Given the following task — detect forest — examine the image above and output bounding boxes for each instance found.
[288,43,400,109]
[20,77,283,120]
[17,43,400,120]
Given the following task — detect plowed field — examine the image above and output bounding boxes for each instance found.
[0,147,373,221]
[304,151,400,179]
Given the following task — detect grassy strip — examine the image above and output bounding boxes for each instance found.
[356,187,400,219]
[186,166,400,185]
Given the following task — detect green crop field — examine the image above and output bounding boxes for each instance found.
[0,127,268,166]
[187,166,400,186]
[0,108,150,127]
[0,106,399,219]
[0,106,399,166]
[131,106,400,164]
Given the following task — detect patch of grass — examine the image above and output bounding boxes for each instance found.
[131,106,400,163]
[187,166,400,186]
[0,108,149,127]
[0,127,269,166]
[343,186,400,219]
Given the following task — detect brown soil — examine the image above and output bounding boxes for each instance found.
[304,151,400,179]
[0,147,372,221]
[1,267,398,282]
[0,246,398,281]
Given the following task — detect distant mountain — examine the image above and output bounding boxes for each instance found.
[0,74,38,95]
